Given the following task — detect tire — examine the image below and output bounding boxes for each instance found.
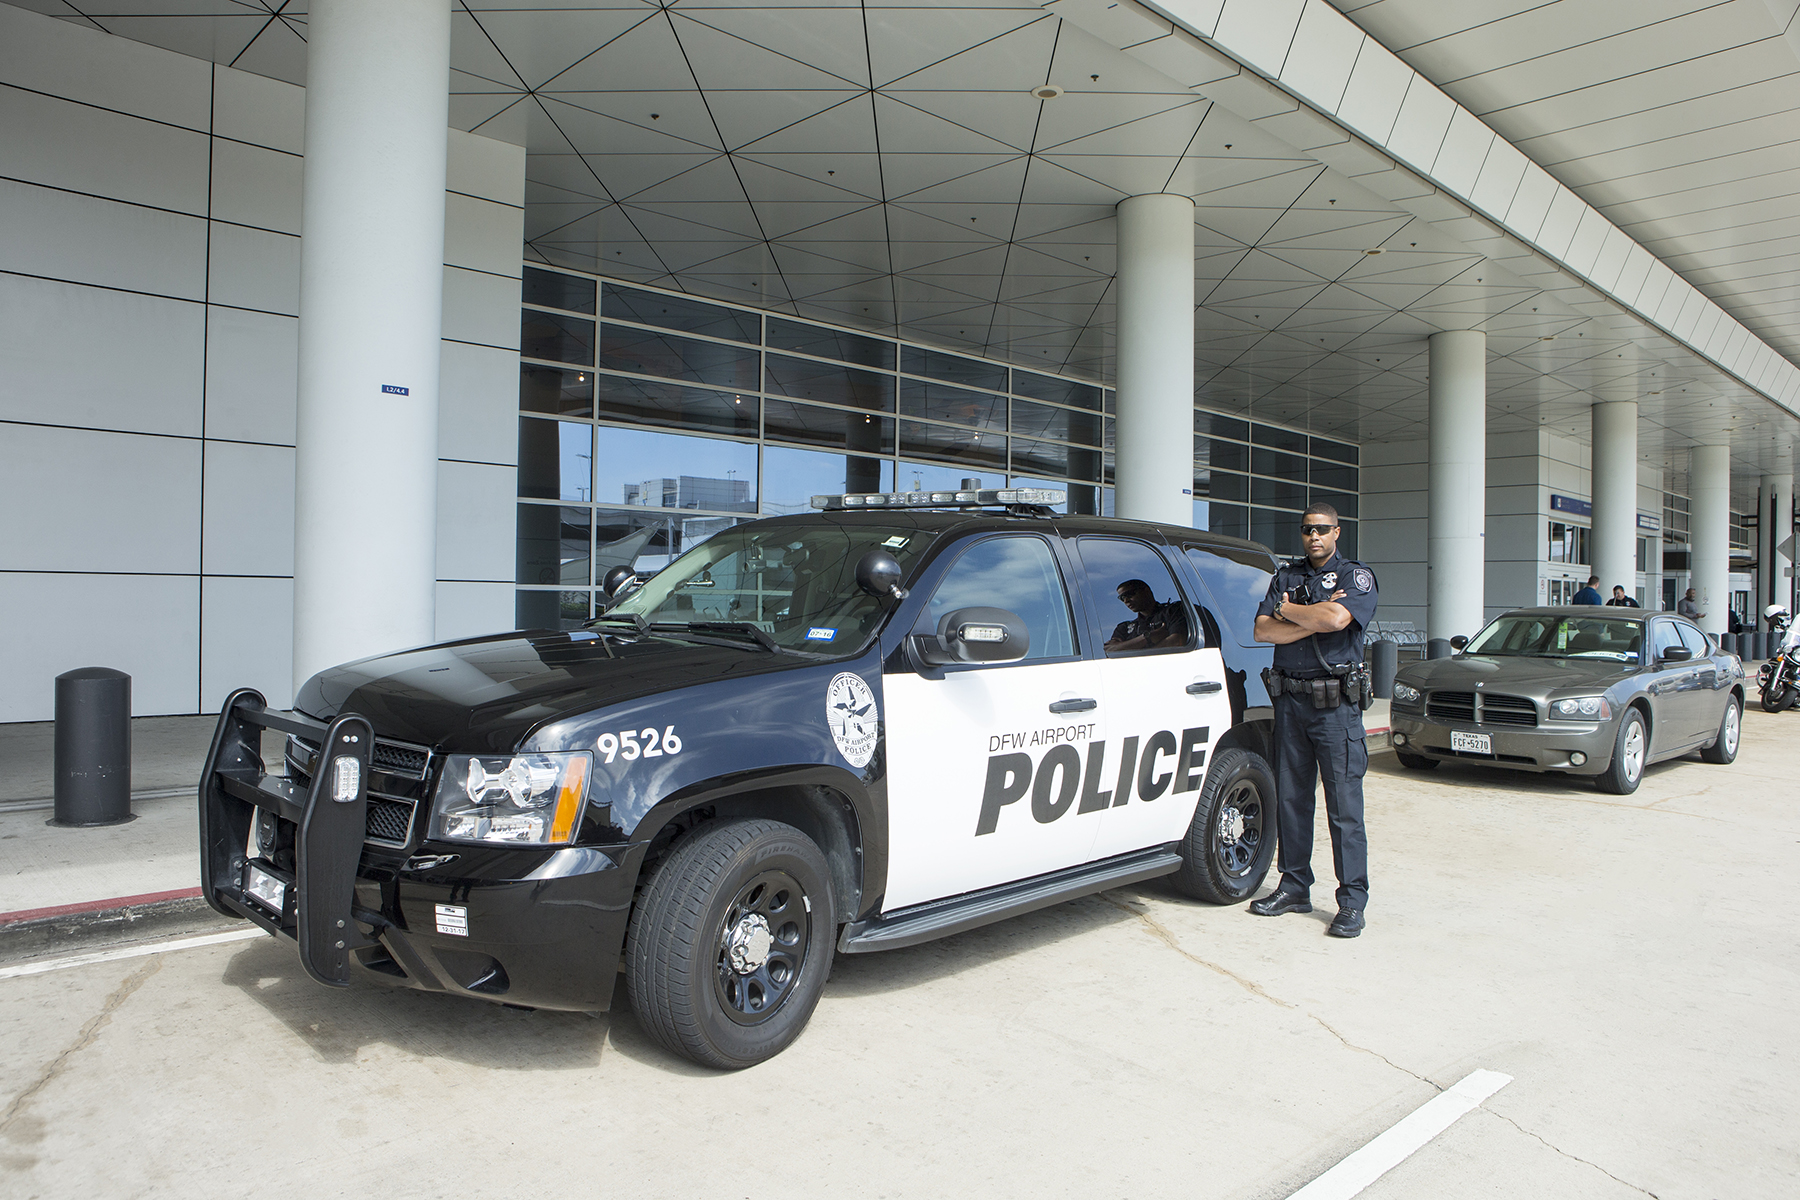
[1701,695,1741,764]
[1395,750,1439,771]
[1596,708,1648,795]
[1171,747,1277,905]
[1759,687,1782,713]
[626,819,835,1069]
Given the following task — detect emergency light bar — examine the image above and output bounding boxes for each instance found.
[810,488,1066,510]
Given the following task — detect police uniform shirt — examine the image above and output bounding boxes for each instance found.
[1256,553,1379,676]
[1110,600,1188,646]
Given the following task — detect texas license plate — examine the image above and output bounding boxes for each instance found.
[1450,730,1492,755]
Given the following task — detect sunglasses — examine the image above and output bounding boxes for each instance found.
[1300,524,1336,536]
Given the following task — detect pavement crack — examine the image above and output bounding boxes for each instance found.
[1487,1109,1661,1198]
[0,958,161,1139]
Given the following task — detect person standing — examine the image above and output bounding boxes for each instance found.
[1249,504,1377,938]
[1678,588,1704,621]
[1572,576,1603,605]
[1605,585,1639,608]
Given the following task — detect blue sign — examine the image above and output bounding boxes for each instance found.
[381,384,410,396]
[1550,494,1592,518]
[1637,513,1660,532]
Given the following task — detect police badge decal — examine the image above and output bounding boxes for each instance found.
[826,672,879,768]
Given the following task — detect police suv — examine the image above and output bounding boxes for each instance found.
[199,490,1282,1068]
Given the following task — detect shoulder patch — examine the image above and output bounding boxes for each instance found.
[1353,568,1374,592]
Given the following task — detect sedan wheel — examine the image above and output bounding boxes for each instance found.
[1597,708,1647,795]
[1701,695,1741,765]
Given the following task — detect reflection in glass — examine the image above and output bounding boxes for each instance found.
[1311,436,1358,464]
[1252,507,1301,557]
[594,373,757,436]
[765,400,894,456]
[767,318,893,369]
[1010,399,1102,446]
[765,354,895,411]
[521,311,596,366]
[1251,476,1307,511]
[1209,503,1249,541]
[898,378,1005,431]
[520,364,594,417]
[1012,371,1101,410]
[1075,537,1190,656]
[1194,412,1250,443]
[1012,437,1100,482]
[601,327,760,390]
[516,504,591,586]
[765,445,894,514]
[1198,437,1248,473]
[593,509,744,577]
[926,536,1074,660]
[901,345,1007,392]
[523,267,596,314]
[516,589,591,632]
[1251,423,1307,454]
[1251,446,1307,480]
[518,417,592,502]
[604,284,759,342]
[594,426,757,511]
[1184,544,1275,648]
[899,420,1007,472]
[899,461,992,493]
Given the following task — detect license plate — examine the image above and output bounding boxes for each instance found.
[1450,730,1492,755]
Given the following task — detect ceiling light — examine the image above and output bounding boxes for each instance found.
[1033,85,1065,99]
[1364,247,1385,255]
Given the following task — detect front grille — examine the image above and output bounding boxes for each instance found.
[372,740,430,778]
[283,731,428,848]
[1426,691,1475,723]
[365,796,417,845]
[1480,694,1538,727]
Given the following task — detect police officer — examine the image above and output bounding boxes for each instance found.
[1250,503,1378,938]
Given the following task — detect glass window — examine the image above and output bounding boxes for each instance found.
[1308,491,1358,519]
[601,326,760,390]
[594,426,756,511]
[901,345,1008,392]
[1675,621,1710,656]
[594,509,744,578]
[1252,446,1307,480]
[1075,537,1192,656]
[1468,614,1642,661]
[516,589,592,632]
[516,504,590,587]
[1650,620,1683,660]
[1195,412,1249,442]
[1251,423,1307,454]
[518,417,592,502]
[1310,461,1358,492]
[900,460,997,493]
[765,354,895,411]
[1011,399,1103,447]
[1252,508,1301,558]
[1012,437,1101,482]
[521,310,595,366]
[925,536,1075,661]
[765,400,894,456]
[764,445,894,515]
[767,318,893,369]
[593,374,757,436]
[899,420,1008,472]
[521,364,593,417]
[1310,436,1358,464]
[1337,519,1358,560]
[1199,438,1249,473]
[603,284,759,342]
[522,267,596,315]
[898,378,1006,431]
[1208,503,1249,541]
[1012,371,1101,410]
[1184,545,1276,648]
[1251,476,1307,511]
[1206,472,1248,502]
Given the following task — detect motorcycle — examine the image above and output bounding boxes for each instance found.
[1758,606,1798,713]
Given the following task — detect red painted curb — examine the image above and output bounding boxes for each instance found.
[0,887,203,927]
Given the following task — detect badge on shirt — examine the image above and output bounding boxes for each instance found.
[1353,568,1374,591]
[1319,572,1338,590]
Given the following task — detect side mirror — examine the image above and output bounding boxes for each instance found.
[1449,635,1469,650]
[912,607,1030,666]
[1659,645,1693,662]
[602,565,642,600]
[855,549,909,600]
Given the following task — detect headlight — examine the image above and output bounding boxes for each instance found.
[1392,682,1421,704]
[430,752,591,845]
[1550,697,1610,720]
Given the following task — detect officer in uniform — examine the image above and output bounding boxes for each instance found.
[1249,503,1378,938]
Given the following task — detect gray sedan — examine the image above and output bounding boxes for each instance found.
[1387,607,1744,794]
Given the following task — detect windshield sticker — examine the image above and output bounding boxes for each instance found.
[882,535,909,548]
[806,627,837,641]
[826,672,879,768]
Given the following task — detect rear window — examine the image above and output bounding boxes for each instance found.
[1183,545,1276,648]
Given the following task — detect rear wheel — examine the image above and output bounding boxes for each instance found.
[1596,709,1647,795]
[626,819,835,1069]
[1701,695,1741,764]
[1171,747,1277,905]
[1395,751,1439,771]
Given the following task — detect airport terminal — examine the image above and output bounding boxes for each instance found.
[1,1,1797,1196]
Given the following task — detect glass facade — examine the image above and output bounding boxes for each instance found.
[516,266,1359,626]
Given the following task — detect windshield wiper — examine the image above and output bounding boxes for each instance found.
[653,620,787,654]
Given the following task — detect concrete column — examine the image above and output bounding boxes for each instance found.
[1427,330,1486,641]
[1590,401,1638,603]
[1764,453,1793,616]
[1113,193,1195,526]
[1690,444,1732,635]
[293,0,452,692]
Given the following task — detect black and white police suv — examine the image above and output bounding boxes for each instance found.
[199,489,1284,1067]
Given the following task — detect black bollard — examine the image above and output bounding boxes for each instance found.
[52,667,134,827]
[1370,640,1399,699]
[1722,632,1737,655]
[1427,637,1453,660]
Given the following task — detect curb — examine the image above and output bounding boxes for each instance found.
[0,889,242,966]
[0,887,203,928]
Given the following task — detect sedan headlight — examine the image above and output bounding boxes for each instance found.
[431,752,591,845]
[1391,682,1421,704]
[1549,697,1610,720]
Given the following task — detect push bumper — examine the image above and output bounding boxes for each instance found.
[199,689,633,1011]
[1387,710,1612,775]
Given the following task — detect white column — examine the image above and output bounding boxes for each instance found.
[292,0,452,692]
[1114,193,1195,526]
[1427,330,1486,642]
[1590,401,1638,603]
[1764,451,1793,616]
[1690,444,1732,636]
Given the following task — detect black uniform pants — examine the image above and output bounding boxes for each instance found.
[1271,690,1369,910]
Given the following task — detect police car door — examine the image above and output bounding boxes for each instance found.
[882,533,1105,909]
[1071,536,1233,859]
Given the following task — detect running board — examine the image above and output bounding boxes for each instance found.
[837,847,1182,954]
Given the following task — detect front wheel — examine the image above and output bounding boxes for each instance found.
[626,819,835,1069]
[1171,747,1277,905]
[1596,708,1647,795]
[1701,695,1741,764]
[1760,685,1790,713]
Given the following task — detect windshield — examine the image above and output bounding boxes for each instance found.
[601,522,934,653]
[1464,614,1642,662]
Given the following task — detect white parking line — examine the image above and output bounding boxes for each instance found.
[0,928,269,980]
[1287,1069,1514,1200]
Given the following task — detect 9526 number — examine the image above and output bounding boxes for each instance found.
[597,726,683,763]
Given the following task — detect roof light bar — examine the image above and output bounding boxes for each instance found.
[810,488,1066,510]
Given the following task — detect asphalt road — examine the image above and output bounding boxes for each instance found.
[2,709,1795,1199]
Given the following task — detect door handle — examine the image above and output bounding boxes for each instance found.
[1186,681,1222,695]
[1048,698,1097,713]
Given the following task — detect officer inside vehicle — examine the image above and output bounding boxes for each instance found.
[1104,577,1189,652]
[1250,503,1378,938]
